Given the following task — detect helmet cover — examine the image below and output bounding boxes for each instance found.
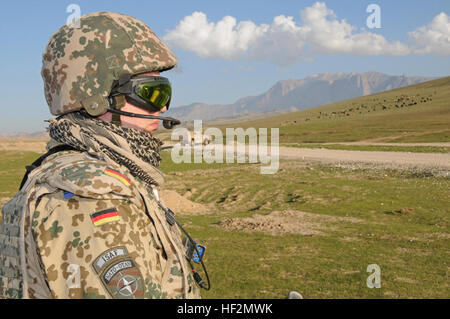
[41,11,178,116]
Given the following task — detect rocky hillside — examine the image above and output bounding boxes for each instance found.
[166,72,435,122]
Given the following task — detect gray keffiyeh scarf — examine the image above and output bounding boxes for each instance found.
[47,111,164,188]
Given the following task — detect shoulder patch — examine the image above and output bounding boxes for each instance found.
[104,168,131,187]
[90,207,120,227]
[60,162,104,187]
[41,153,137,201]
[92,246,144,299]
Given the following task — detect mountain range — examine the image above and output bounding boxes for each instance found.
[165,72,436,123]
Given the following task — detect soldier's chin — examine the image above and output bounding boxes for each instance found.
[146,122,159,134]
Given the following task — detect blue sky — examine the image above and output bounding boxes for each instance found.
[0,0,449,133]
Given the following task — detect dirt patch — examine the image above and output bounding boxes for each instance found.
[395,277,419,284]
[340,236,361,242]
[159,189,212,215]
[342,270,361,275]
[217,210,364,235]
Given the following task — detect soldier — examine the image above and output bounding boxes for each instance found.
[0,12,205,299]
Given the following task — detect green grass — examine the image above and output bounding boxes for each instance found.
[282,143,450,153]
[167,162,449,298]
[388,130,450,143]
[0,151,42,198]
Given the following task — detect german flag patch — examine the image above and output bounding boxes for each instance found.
[104,168,131,187]
[91,207,120,227]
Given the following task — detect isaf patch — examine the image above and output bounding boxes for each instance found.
[93,247,127,272]
[92,247,144,299]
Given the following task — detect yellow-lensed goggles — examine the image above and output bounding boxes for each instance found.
[111,75,172,112]
[134,78,172,111]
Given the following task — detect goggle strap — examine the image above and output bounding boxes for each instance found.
[110,74,133,95]
[116,81,132,94]
[119,73,132,86]
[110,95,126,126]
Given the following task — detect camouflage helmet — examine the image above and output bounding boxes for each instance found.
[41,12,178,116]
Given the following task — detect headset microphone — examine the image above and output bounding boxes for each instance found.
[107,107,181,129]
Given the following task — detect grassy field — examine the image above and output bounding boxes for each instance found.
[0,151,42,200]
[206,77,450,144]
[159,151,449,299]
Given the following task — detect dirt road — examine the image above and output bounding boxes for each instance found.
[219,142,450,173]
[2,138,449,173]
[277,146,450,171]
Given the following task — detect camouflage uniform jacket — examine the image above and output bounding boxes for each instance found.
[0,150,201,299]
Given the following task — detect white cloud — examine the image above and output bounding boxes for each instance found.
[409,12,450,55]
[297,3,410,56]
[163,11,261,60]
[163,2,448,65]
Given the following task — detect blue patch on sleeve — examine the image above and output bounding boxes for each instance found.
[64,191,75,199]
